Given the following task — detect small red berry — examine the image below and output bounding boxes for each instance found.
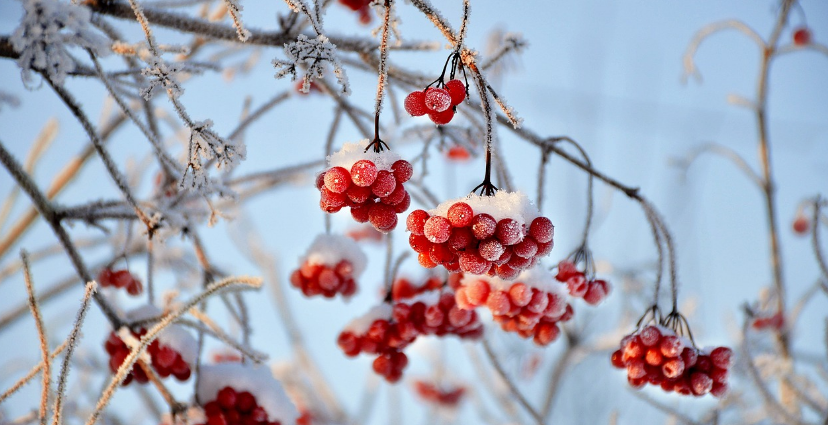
[495,218,522,246]
[793,215,809,235]
[391,160,413,183]
[404,91,428,116]
[793,27,812,46]
[470,213,497,240]
[324,166,351,193]
[428,108,455,126]
[371,170,396,197]
[445,79,466,105]
[424,87,452,112]
[710,347,733,369]
[447,202,473,227]
[407,210,430,235]
[424,216,452,243]
[351,160,378,187]
[217,386,237,409]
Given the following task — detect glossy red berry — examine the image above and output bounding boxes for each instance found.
[428,108,455,126]
[350,160,378,187]
[324,166,351,193]
[424,216,452,244]
[793,27,812,46]
[424,87,452,112]
[447,202,473,227]
[445,79,466,105]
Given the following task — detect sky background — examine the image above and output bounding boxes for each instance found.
[1,0,827,424]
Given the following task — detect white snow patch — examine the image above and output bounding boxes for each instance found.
[460,266,566,296]
[343,304,392,335]
[399,289,443,306]
[429,191,540,230]
[327,139,402,172]
[197,363,299,424]
[125,305,197,364]
[300,233,368,277]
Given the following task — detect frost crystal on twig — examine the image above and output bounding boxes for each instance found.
[140,56,186,100]
[273,35,350,95]
[222,0,252,42]
[181,120,246,196]
[10,0,109,86]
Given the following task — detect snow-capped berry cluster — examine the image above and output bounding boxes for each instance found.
[407,191,554,278]
[98,268,143,296]
[337,304,416,382]
[290,234,367,299]
[318,140,413,233]
[337,0,372,24]
[412,380,466,407]
[555,260,611,305]
[104,329,193,385]
[404,80,466,125]
[394,283,484,340]
[454,267,573,345]
[611,325,732,397]
[197,363,299,425]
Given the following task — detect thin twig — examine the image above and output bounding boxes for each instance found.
[21,250,50,425]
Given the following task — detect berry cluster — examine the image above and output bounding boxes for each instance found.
[337,304,416,382]
[318,141,412,233]
[200,387,280,425]
[104,329,192,385]
[610,325,732,397]
[407,191,554,278]
[454,267,573,345]
[394,284,484,340]
[337,0,372,24]
[555,260,611,305]
[404,79,466,125]
[290,234,367,299]
[412,380,466,407]
[98,268,143,296]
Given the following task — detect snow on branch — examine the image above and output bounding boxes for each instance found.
[181,119,246,196]
[10,0,110,87]
[273,34,350,95]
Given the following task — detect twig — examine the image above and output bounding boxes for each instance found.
[51,281,97,425]
[481,338,544,425]
[0,339,69,404]
[21,250,50,425]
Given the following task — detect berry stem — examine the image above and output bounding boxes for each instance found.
[368,0,393,154]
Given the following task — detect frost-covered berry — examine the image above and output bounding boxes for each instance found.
[404,90,428,116]
[424,87,452,112]
[324,166,351,193]
[391,160,413,183]
[351,160,378,187]
[447,202,473,227]
[424,216,452,244]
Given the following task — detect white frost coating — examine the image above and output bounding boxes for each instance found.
[429,191,540,229]
[398,289,443,306]
[460,265,566,296]
[197,364,299,424]
[300,233,368,277]
[343,304,392,335]
[125,305,197,364]
[10,0,110,86]
[157,325,198,365]
[273,34,350,95]
[327,139,402,172]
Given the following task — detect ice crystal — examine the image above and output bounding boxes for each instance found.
[272,34,350,95]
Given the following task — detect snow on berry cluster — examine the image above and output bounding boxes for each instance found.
[404,80,466,125]
[196,363,299,425]
[318,140,413,233]
[98,268,143,296]
[412,379,466,408]
[611,325,732,397]
[104,306,197,385]
[454,267,573,345]
[336,304,415,383]
[406,191,554,278]
[290,234,367,299]
[555,260,611,305]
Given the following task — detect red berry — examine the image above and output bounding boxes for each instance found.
[369,203,397,232]
[566,275,588,298]
[371,170,396,197]
[110,270,133,288]
[680,347,698,368]
[471,214,497,240]
[324,166,351,193]
[710,347,733,369]
[645,348,663,366]
[638,326,661,346]
[404,91,428,116]
[793,27,811,46]
[464,280,491,306]
[154,346,177,368]
[381,185,407,206]
[394,192,411,213]
[236,391,256,413]
[533,322,560,345]
[659,335,683,358]
[207,414,227,425]
[346,184,372,204]
[98,269,113,287]
[478,238,505,261]
[418,252,437,268]
[611,349,626,368]
[126,278,143,296]
[407,209,430,235]
[391,160,413,183]
[350,160,378,187]
[690,372,713,396]
[351,202,372,222]
[583,281,607,305]
[512,238,537,258]
[459,252,489,275]
[217,386,237,409]
[429,243,454,265]
[446,145,470,161]
[529,217,554,244]
[424,216,452,243]
[793,215,809,235]
[315,171,326,190]
[447,202,473,227]
[711,382,728,398]
[495,218,522,246]
[424,87,452,112]
[409,234,432,255]
[627,358,647,379]
[486,291,511,315]
[428,108,455,126]
[508,283,532,307]
[448,226,475,251]
[445,79,466,105]
[662,357,685,379]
